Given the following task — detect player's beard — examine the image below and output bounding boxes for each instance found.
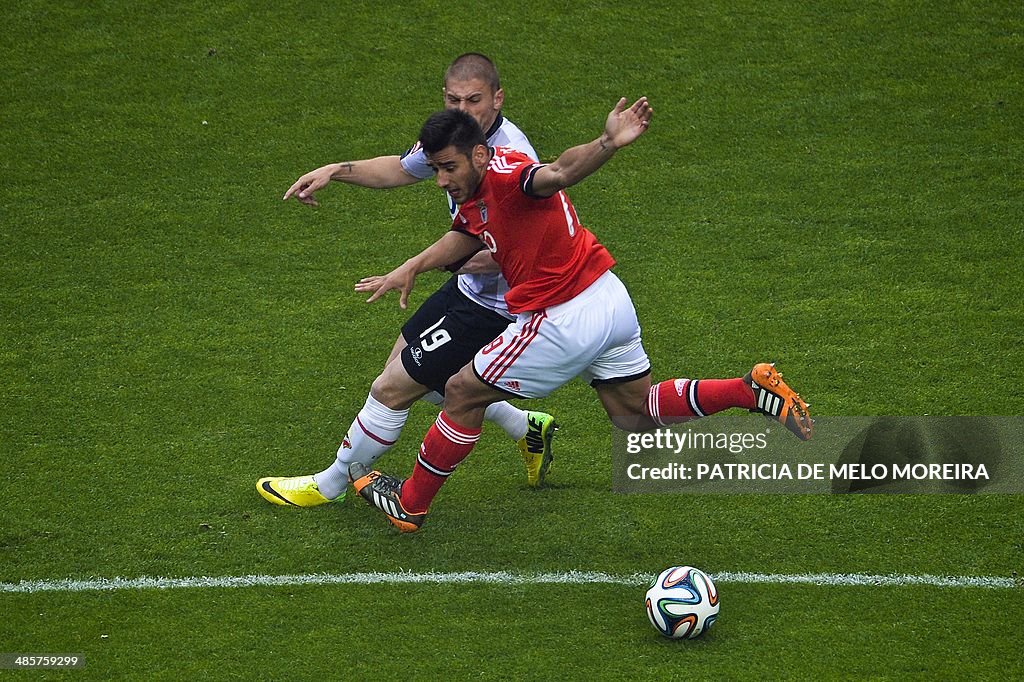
[463,165,484,203]
[452,165,484,206]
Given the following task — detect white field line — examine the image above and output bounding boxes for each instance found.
[0,570,1017,594]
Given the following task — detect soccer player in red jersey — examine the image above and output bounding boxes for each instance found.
[351,97,813,532]
[258,55,559,510]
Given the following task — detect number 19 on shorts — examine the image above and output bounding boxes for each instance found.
[419,316,451,352]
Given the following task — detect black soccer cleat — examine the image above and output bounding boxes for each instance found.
[349,462,426,533]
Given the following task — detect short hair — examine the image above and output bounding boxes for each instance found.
[444,53,501,92]
[419,109,487,157]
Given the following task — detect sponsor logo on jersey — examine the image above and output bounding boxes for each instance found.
[479,200,488,224]
[481,229,498,253]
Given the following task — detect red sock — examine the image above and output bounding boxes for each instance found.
[646,378,754,425]
[401,412,481,513]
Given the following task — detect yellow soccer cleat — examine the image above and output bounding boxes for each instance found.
[517,412,558,487]
[257,475,342,507]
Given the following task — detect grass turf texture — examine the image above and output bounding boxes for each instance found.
[2,0,1022,679]
[4,584,1022,679]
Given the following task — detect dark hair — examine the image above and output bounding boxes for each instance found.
[444,53,500,92]
[419,109,487,157]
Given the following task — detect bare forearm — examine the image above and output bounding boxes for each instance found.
[284,155,418,204]
[406,232,482,274]
[450,250,500,274]
[358,231,483,307]
[540,134,618,193]
[328,156,418,189]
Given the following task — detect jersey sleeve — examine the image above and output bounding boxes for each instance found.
[518,163,549,198]
[399,141,434,180]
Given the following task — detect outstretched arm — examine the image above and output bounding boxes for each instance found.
[527,97,652,198]
[283,156,420,206]
[451,250,501,274]
[354,231,483,309]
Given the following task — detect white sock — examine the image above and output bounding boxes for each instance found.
[313,394,410,499]
[484,401,529,441]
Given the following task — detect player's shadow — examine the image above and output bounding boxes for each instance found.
[831,417,1002,493]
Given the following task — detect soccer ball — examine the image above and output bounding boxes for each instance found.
[645,566,719,639]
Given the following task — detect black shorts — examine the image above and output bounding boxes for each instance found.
[401,277,513,395]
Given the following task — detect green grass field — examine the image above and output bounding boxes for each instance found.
[2,1,1022,678]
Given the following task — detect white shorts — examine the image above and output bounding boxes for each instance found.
[472,270,651,398]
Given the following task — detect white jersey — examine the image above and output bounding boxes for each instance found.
[400,115,538,319]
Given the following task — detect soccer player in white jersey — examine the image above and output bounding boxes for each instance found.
[349,98,814,532]
[257,54,557,508]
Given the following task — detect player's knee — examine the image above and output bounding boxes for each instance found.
[369,373,394,404]
[442,371,472,403]
[369,373,411,410]
[442,369,495,413]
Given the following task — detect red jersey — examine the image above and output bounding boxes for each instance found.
[453,147,616,313]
